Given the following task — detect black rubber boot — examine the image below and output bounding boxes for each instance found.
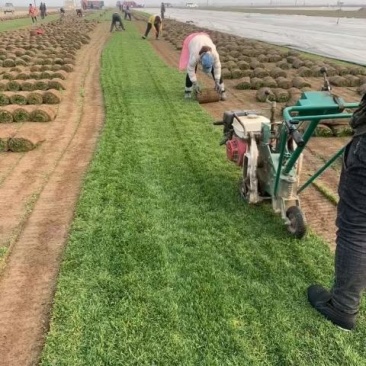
[307,284,357,331]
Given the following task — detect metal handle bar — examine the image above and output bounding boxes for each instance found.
[282,103,359,123]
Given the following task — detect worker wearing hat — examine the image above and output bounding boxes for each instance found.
[179,32,226,100]
[142,15,162,40]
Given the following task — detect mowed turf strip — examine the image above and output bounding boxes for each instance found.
[41,22,366,365]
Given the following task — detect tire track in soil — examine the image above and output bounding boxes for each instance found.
[140,19,354,248]
[0,23,109,366]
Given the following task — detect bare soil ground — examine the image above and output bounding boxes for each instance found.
[136,19,358,249]
[0,22,109,366]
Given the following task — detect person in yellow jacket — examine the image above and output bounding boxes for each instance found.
[142,15,162,40]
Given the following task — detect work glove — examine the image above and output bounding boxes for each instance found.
[214,81,222,93]
[192,82,201,94]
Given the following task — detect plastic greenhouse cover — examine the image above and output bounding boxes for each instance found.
[146,8,366,66]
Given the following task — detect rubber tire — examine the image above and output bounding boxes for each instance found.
[286,206,307,239]
[239,156,249,201]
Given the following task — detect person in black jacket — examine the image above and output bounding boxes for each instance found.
[110,12,125,32]
[308,93,366,331]
[39,2,46,19]
[160,2,166,19]
[124,5,132,21]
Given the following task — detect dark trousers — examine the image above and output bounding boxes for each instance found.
[332,135,366,314]
[144,23,160,38]
[185,66,223,88]
[110,19,124,32]
[124,12,131,20]
[144,23,152,37]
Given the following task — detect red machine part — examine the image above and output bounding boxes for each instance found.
[226,136,247,166]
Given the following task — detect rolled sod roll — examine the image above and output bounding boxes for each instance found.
[357,83,366,96]
[9,93,28,105]
[51,64,62,72]
[235,77,251,90]
[0,81,8,91]
[0,109,14,123]
[298,66,312,77]
[47,78,66,90]
[30,106,57,122]
[276,77,292,89]
[27,92,43,105]
[8,135,42,152]
[7,80,21,91]
[221,68,232,79]
[273,88,290,103]
[61,64,74,72]
[345,75,360,87]
[20,79,36,91]
[250,77,265,90]
[0,138,8,151]
[34,80,49,91]
[29,71,42,79]
[42,89,62,104]
[328,76,349,87]
[292,77,311,88]
[51,70,68,80]
[253,67,269,78]
[270,67,287,78]
[262,76,277,88]
[0,105,31,122]
[0,93,10,106]
[12,107,31,122]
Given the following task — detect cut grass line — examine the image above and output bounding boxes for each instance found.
[312,181,339,206]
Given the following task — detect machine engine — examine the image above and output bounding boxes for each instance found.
[226,137,247,166]
[221,111,271,166]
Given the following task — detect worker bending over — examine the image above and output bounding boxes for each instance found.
[110,12,125,32]
[179,32,226,100]
[142,15,162,40]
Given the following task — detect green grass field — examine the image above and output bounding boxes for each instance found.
[0,14,60,33]
[38,21,366,366]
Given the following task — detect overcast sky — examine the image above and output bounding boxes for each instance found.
[5,0,365,11]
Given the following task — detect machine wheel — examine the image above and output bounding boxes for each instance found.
[239,155,250,199]
[240,134,259,204]
[286,206,307,239]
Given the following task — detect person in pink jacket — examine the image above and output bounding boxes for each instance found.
[179,32,226,100]
[28,3,38,23]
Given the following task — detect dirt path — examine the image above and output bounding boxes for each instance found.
[136,18,357,249]
[0,22,109,366]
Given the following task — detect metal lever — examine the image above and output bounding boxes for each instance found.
[320,67,331,92]
[286,120,305,147]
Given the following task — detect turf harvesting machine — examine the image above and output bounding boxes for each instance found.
[214,68,360,238]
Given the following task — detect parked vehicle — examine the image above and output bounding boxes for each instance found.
[3,2,15,14]
[186,2,198,7]
[81,0,104,10]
